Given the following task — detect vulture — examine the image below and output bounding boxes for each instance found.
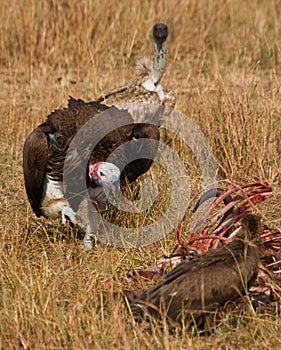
[96,23,176,123]
[130,214,262,328]
[23,97,162,248]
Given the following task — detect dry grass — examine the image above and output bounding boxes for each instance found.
[1,0,281,348]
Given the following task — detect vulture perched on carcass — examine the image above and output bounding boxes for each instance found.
[130,214,262,328]
[23,97,163,248]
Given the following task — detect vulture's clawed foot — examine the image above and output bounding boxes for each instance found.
[81,234,93,250]
[81,225,98,250]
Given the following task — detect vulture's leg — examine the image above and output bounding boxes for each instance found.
[62,205,95,249]
[76,197,99,250]
[61,206,78,226]
[82,225,95,249]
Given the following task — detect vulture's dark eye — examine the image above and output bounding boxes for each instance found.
[99,171,105,177]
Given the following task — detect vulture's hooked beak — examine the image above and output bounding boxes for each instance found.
[108,180,121,198]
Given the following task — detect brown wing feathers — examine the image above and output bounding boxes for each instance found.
[23,124,49,216]
[131,214,262,326]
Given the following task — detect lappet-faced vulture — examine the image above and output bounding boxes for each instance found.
[23,97,163,248]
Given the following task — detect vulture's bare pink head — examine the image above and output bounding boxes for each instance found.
[89,161,121,193]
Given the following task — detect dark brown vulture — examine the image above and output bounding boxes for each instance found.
[23,97,162,248]
[130,214,262,328]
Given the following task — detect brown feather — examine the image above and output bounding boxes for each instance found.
[23,124,49,216]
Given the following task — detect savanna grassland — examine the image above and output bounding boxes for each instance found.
[1,0,281,349]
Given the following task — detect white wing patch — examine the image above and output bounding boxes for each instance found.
[44,175,64,199]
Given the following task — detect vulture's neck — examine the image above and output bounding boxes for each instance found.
[142,40,168,101]
[151,40,168,85]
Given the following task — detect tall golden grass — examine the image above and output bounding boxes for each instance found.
[1,0,281,348]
